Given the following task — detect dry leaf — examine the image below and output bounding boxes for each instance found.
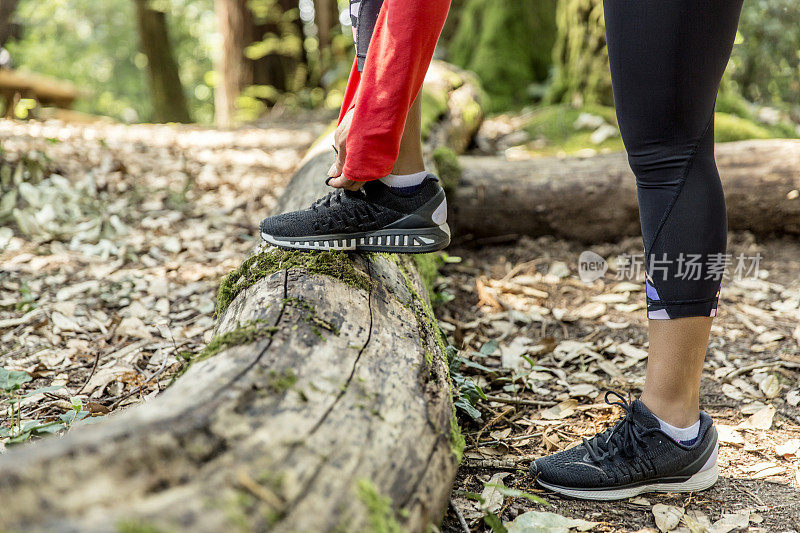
[652,503,684,532]
[775,439,800,458]
[738,404,775,430]
[716,424,744,445]
[116,316,153,339]
[506,511,598,533]
[540,399,579,420]
[479,472,509,513]
[758,374,781,398]
[576,302,606,319]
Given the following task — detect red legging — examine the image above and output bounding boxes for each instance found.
[337,0,451,181]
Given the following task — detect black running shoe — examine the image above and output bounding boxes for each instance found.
[260,175,450,253]
[529,392,718,501]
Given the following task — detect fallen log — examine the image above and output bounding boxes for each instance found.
[0,150,461,532]
[450,139,800,242]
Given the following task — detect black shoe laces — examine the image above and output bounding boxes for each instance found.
[583,391,656,462]
[310,188,375,231]
[311,188,349,211]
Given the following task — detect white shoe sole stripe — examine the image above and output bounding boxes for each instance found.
[536,465,718,501]
[261,224,450,252]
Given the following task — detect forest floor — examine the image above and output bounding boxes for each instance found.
[1,118,799,532]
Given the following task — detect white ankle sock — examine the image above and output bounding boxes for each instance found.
[380,171,428,190]
[657,417,700,444]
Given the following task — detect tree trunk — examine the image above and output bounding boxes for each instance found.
[0,149,459,533]
[313,0,338,58]
[0,0,19,48]
[545,0,612,107]
[214,0,253,127]
[447,0,556,110]
[249,0,305,92]
[134,0,191,123]
[449,140,800,242]
[215,0,304,127]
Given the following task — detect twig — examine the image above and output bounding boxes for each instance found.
[723,360,786,381]
[451,499,471,533]
[107,350,171,410]
[461,456,535,471]
[483,395,556,407]
[464,432,542,451]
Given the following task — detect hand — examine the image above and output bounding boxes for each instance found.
[327,108,364,191]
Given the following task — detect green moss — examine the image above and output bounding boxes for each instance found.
[385,253,467,463]
[356,479,407,533]
[420,87,449,140]
[117,521,165,533]
[546,0,613,106]
[713,111,798,142]
[283,296,340,336]
[267,368,297,393]
[431,146,462,198]
[196,321,277,364]
[448,0,557,110]
[522,103,621,152]
[411,254,441,298]
[216,249,371,316]
[450,408,466,463]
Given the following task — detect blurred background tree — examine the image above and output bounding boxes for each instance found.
[447,0,557,111]
[134,0,191,123]
[0,0,797,140]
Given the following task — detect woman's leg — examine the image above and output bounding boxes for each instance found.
[530,0,743,499]
[605,0,742,429]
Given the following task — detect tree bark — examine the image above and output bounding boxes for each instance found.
[313,0,338,56]
[214,0,304,127]
[0,0,19,48]
[450,140,800,242]
[0,149,459,533]
[214,0,252,127]
[545,0,612,107]
[134,0,191,123]
[446,0,556,109]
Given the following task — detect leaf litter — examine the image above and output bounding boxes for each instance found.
[1,117,325,449]
[440,235,800,532]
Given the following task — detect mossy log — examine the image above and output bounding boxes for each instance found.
[450,139,800,242]
[0,152,460,532]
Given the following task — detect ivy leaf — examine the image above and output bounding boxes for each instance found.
[0,367,32,393]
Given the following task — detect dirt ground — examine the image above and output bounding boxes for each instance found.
[438,235,800,532]
[1,119,798,532]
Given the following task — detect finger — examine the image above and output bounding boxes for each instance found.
[328,177,364,190]
[327,176,350,188]
[328,145,346,177]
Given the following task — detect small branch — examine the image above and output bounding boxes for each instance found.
[451,499,471,533]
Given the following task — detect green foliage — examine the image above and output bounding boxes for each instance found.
[1,368,87,445]
[215,248,371,315]
[728,0,800,108]
[447,0,557,110]
[0,367,32,393]
[7,0,216,123]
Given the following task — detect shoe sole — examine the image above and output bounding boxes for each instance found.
[535,465,718,501]
[261,223,451,254]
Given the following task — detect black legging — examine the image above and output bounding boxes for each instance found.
[604,0,743,319]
